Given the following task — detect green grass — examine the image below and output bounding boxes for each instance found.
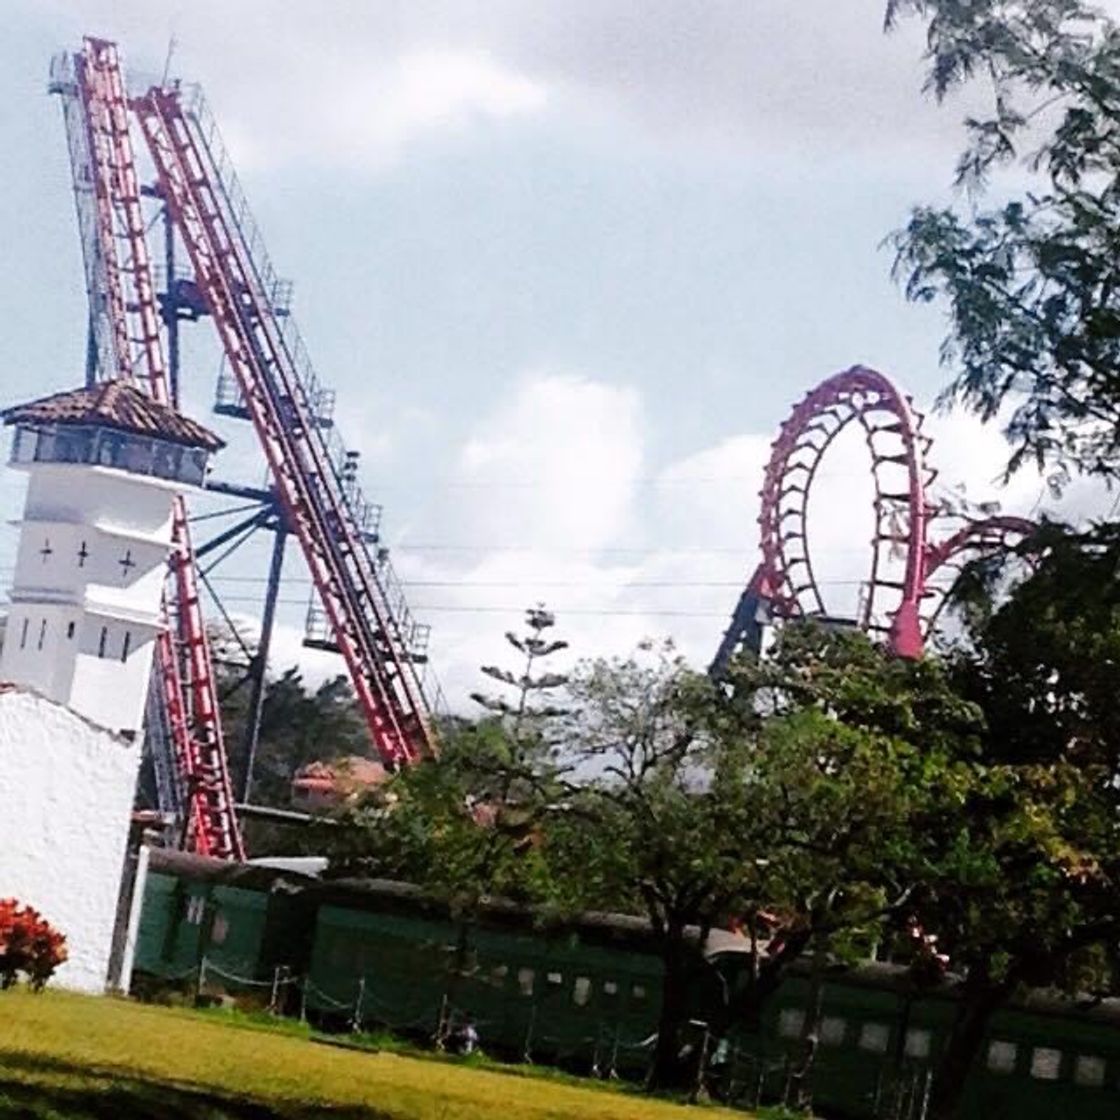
[0,989,748,1119]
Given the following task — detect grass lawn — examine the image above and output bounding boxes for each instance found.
[0,988,747,1119]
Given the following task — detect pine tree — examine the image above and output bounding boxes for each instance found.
[470,604,570,768]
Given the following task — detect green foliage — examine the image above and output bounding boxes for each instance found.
[949,521,1120,764]
[332,721,558,911]
[934,523,1120,986]
[709,633,976,1025]
[886,0,1120,483]
[885,0,1120,1001]
[332,607,572,912]
[893,523,1120,1114]
[545,630,991,1089]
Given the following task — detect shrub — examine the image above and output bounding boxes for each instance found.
[0,899,67,990]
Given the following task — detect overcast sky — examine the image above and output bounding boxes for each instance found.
[0,1,1114,708]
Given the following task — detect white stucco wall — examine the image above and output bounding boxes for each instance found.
[0,688,139,993]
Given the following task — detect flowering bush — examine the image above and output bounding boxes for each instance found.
[0,899,68,991]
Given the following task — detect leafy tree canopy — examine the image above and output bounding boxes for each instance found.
[886,0,1120,483]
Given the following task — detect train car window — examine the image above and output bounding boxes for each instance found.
[821,1017,847,1046]
[518,967,535,996]
[858,1022,890,1053]
[987,1040,1017,1074]
[905,1028,932,1059]
[573,977,592,1007]
[779,1008,805,1040]
[632,984,648,1002]
[210,913,229,945]
[603,980,619,996]
[490,964,508,987]
[547,971,563,987]
[1030,1047,1062,1081]
[186,896,206,925]
[1073,1055,1106,1088]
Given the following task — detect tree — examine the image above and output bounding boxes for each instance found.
[878,8,1120,1108]
[331,608,571,1042]
[866,523,1120,1120]
[712,628,988,1107]
[209,619,369,811]
[886,0,1120,485]
[549,630,984,1096]
[466,603,570,821]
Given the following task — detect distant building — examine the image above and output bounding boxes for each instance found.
[0,380,222,991]
[291,756,389,810]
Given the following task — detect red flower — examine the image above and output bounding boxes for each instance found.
[0,899,67,991]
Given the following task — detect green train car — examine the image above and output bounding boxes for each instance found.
[304,878,697,1073]
[132,850,314,997]
[130,849,1120,1118]
[741,963,1120,1118]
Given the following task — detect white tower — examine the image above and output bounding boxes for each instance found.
[1,380,223,737]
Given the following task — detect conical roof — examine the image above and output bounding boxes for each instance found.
[2,380,224,451]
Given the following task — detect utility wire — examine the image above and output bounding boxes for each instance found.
[0,569,868,588]
[175,598,741,617]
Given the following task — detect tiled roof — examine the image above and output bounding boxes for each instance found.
[292,756,389,791]
[2,380,224,451]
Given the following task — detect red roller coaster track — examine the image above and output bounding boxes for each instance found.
[711,366,1036,674]
[48,35,438,858]
[67,38,243,859]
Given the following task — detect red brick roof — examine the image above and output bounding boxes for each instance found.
[2,380,224,451]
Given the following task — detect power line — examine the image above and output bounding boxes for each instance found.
[364,471,879,489]
[207,575,868,589]
[0,569,868,588]
[385,542,875,556]
[194,597,738,618]
[161,575,761,588]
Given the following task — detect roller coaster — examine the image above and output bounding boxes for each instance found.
[49,38,439,860]
[43,38,1032,861]
[710,366,1035,675]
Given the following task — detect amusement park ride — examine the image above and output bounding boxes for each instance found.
[48,38,439,861]
[43,36,1031,863]
[710,367,1035,676]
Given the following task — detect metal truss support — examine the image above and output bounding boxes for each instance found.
[241,520,288,803]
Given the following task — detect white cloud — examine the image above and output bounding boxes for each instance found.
[228,47,546,172]
[196,375,1115,716]
[387,48,546,129]
[41,0,994,173]
[455,372,643,552]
